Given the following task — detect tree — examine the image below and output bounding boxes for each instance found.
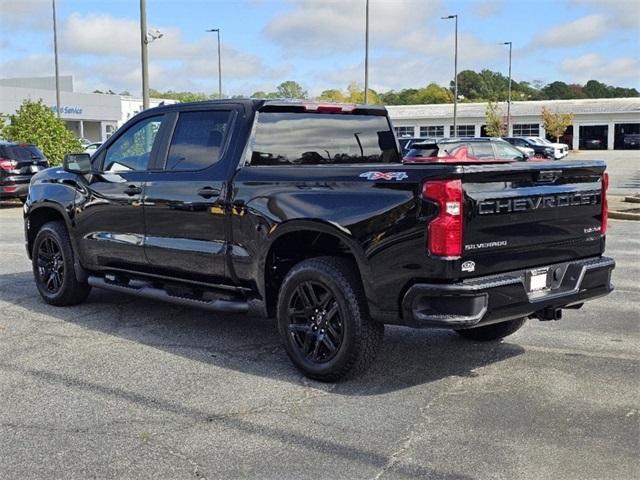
[416,83,452,104]
[541,107,574,142]
[541,81,574,100]
[583,80,610,99]
[149,89,210,102]
[251,91,278,99]
[317,89,346,102]
[0,99,82,166]
[484,102,506,137]
[455,70,484,100]
[276,80,307,99]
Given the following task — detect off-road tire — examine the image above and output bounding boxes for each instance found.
[276,256,384,382]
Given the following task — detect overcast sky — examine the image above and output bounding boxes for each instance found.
[0,0,638,97]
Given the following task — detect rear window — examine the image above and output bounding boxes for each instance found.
[405,143,438,157]
[250,112,400,166]
[0,145,44,160]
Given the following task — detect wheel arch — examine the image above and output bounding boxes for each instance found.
[261,220,372,317]
[25,203,74,258]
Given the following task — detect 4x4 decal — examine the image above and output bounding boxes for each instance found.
[359,171,408,181]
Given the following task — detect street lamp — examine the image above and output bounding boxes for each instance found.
[140,0,149,109]
[139,0,163,110]
[441,14,458,135]
[206,28,222,99]
[364,0,369,104]
[502,41,513,135]
[51,0,61,118]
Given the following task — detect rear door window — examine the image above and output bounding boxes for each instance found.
[250,112,399,165]
[165,110,232,171]
[469,143,495,159]
[494,142,524,161]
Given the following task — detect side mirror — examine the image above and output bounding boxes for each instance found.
[63,153,92,174]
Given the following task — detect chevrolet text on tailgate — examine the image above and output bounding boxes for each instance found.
[24,100,614,381]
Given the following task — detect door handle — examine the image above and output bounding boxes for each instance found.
[124,185,142,196]
[197,186,220,199]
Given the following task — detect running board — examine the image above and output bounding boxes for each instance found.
[87,276,249,314]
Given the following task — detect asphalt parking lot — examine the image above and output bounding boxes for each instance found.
[0,154,638,479]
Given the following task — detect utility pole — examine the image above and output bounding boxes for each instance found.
[503,41,513,136]
[364,0,369,104]
[52,0,61,118]
[441,14,458,135]
[206,29,222,99]
[140,0,149,109]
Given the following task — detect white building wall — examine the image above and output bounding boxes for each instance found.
[119,96,178,127]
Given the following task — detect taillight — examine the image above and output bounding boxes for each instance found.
[423,179,463,257]
[601,172,608,235]
[0,158,18,171]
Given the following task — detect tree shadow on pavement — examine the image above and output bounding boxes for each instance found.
[0,270,525,397]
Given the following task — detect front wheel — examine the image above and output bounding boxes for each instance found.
[32,221,91,306]
[455,317,527,342]
[276,256,384,382]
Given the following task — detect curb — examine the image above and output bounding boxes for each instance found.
[610,210,640,220]
[623,196,640,204]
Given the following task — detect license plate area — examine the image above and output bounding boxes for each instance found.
[29,165,40,173]
[527,268,550,292]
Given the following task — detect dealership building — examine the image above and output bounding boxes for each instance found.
[0,76,175,142]
[387,98,640,150]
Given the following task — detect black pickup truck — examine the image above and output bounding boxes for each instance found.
[24,100,614,381]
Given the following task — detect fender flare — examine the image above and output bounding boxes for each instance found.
[259,218,374,300]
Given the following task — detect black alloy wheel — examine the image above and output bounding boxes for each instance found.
[287,281,345,364]
[32,221,91,306]
[36,236,65,294]
[277,256,384,382]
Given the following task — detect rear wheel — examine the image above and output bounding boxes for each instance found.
[32,221,91,306]
[455,317,527,342]
[276,256,384,382]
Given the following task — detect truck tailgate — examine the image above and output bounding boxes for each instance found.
[460,160,606,277]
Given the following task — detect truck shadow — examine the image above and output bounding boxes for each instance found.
[1,270,525,395]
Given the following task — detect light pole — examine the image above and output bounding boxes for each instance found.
[52,0,61,118]
[140,0,162,110]
[502,41,513,136]
[441,14,458,136]
[140,0,149,109]
[206,29,222,99]
[364,0,369,104]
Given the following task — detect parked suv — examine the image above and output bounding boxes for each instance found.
[438,137,528,161]
[0,142,49,201]
[504,137,556,159]
[404,137,528,163]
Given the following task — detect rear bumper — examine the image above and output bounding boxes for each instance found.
[401,256,614,329]
[0,181,29,198]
